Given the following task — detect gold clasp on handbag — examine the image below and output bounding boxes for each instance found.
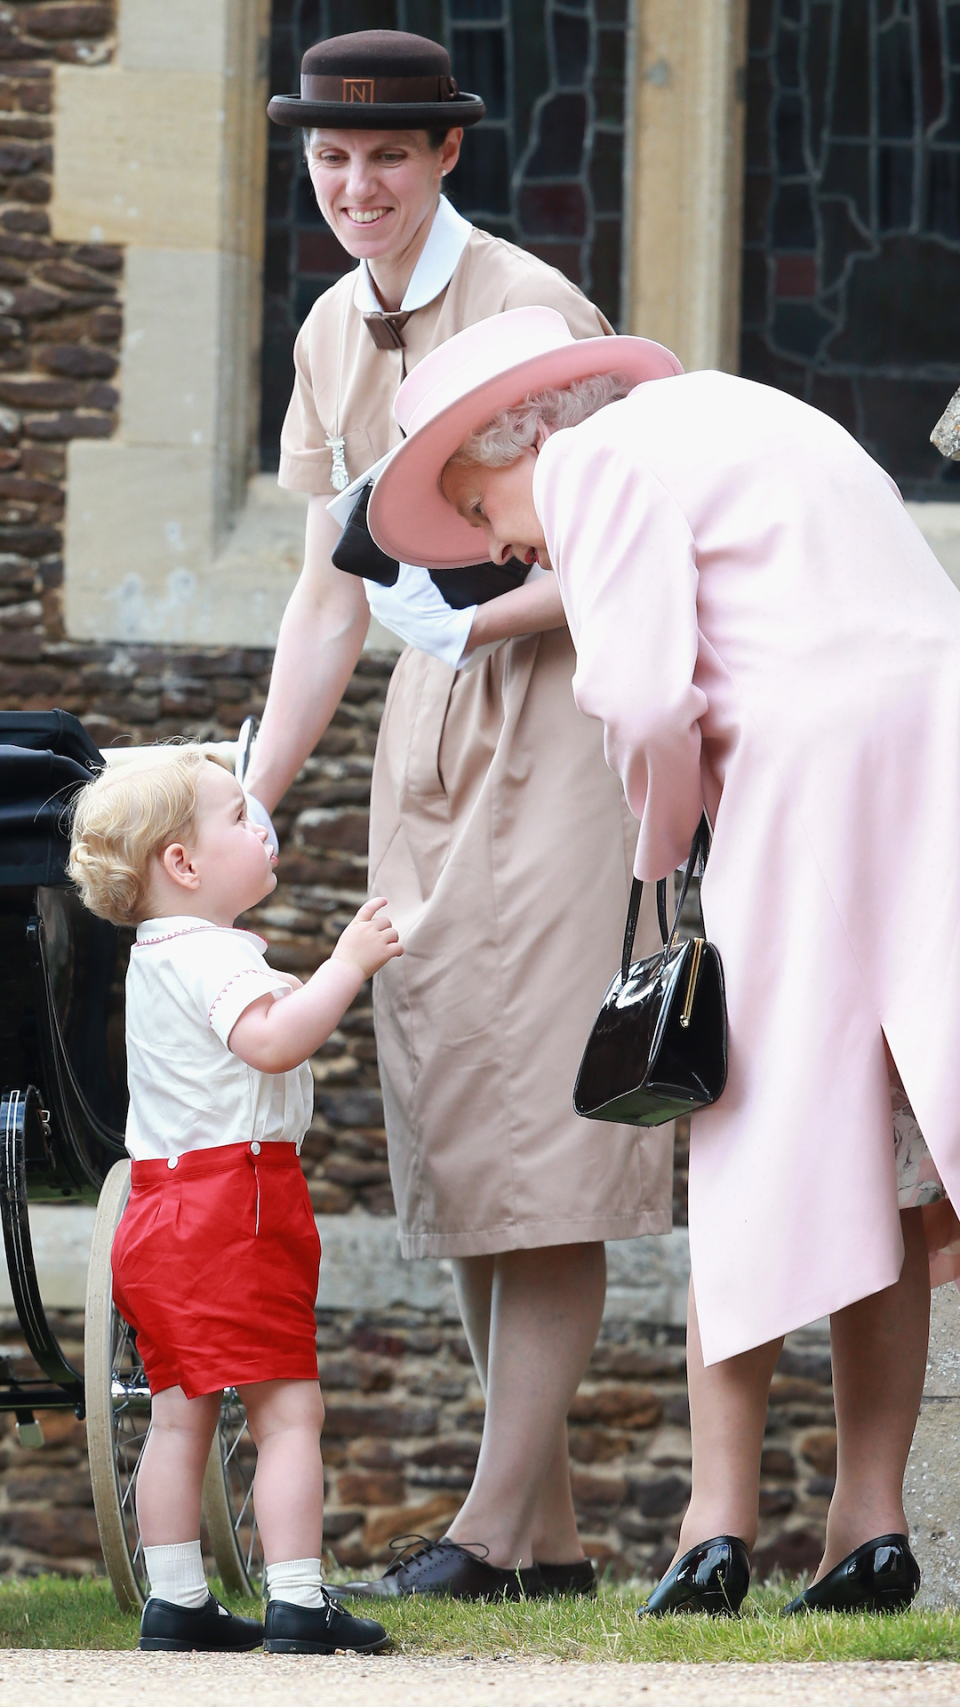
[679,938,705,1029]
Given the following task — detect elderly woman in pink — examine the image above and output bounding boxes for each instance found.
[366,305,960,1615]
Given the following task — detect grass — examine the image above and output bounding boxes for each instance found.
[4,1575,960,1661]
[0,1576,258,1652]
[379,1584,960,1663]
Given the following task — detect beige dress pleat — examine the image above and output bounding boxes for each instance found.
[369,627,674,1258]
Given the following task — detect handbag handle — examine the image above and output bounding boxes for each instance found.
[620,815,711,986]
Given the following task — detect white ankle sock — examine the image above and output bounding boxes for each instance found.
[265,1558,326,1609]
[144,1541,209,1610]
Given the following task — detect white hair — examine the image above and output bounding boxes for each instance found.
[447,372,636,470]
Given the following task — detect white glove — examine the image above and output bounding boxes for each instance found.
[244,791,279,857]
[365,562,478,670]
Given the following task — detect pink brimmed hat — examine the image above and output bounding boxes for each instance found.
[367,306,682,568]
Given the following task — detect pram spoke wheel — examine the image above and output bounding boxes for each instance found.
[202,1393,264,1596]
[85,1160,150,1611]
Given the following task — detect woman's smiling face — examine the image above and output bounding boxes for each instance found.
[306,128,462,261]
[440,450,550,569]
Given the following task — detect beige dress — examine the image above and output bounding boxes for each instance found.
[279,207,673,1257]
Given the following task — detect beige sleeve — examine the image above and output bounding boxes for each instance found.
[277,310,373,496]
[277,314,336,494]
[502,265,614,340]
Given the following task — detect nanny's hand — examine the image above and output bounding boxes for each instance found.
[244,791,279,856]
[332,897,403,979]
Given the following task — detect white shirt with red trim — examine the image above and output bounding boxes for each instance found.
[124,916,314,1162]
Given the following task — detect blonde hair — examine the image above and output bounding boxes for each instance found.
[68,747,229,927]
[447,372,636,471]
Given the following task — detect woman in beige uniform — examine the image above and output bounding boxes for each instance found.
[247,28,672,1599]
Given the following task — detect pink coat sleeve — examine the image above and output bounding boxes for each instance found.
[535,437,707,881]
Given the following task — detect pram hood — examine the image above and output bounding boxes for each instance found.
[0,709,102,887]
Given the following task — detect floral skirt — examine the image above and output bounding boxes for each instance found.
[890,1061,960,1288]
[891,1064,947,1208]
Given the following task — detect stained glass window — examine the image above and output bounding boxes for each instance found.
[260,0,629,466]
[741,0,960,498]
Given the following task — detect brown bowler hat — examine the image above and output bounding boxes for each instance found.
[267,29,486,131]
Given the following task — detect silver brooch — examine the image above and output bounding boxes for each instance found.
[326,433,349,491]
[931,387,960,461]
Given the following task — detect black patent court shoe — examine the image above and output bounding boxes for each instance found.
[638,1535,751,1617]
[782,1533,920,1615]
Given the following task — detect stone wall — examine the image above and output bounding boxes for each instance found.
[0,1305,835,1585]
[0,0,120,689]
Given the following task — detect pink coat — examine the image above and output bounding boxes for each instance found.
[533,371,960,1365]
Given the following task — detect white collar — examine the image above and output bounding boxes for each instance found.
[353,195,472,317]
[135,916,267,951]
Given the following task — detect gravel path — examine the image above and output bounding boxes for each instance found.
[2,1653,960,1705]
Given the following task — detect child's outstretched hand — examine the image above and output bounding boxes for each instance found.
[229,900,401,1074]
[332,898,403,980]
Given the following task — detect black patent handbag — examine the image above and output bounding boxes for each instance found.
[331,479,530,605]
[331,483,402,586]
[573,815,727,1127]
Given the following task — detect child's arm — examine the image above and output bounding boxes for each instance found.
[227,898,401,1074]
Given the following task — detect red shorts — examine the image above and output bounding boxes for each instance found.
[111,1141,321,1399]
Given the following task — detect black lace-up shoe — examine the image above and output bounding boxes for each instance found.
[263,1591,388,1654]
[537,1558,597,1596]
[638,1535,751,1617]
[330,1536,545,1601]
[782,1533,920,1615]
[138,1592,264,1652]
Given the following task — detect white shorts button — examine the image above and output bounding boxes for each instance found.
[250,1141,261,1155]
[167,1156,178,1169]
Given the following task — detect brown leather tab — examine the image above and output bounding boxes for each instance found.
[362,311,411,350]
[301,74,459,105]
